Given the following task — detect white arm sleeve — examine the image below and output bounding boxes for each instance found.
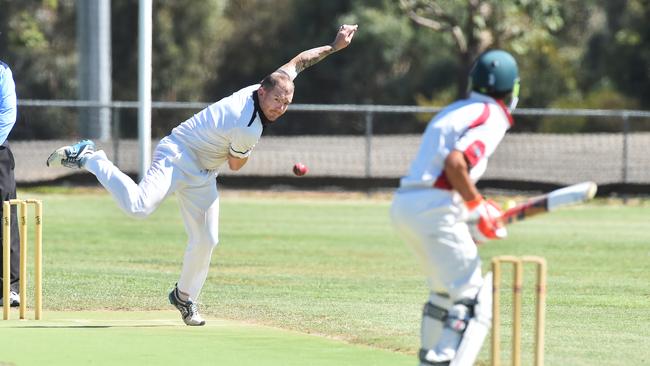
[229,127,259,159]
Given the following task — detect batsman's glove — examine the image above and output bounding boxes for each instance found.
[464,196,507,243]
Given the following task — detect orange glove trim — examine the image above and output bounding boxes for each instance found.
[465,196,484,211]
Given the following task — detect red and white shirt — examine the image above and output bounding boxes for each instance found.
[399,92,513,204]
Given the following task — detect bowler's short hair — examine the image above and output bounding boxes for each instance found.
[260,71,294,94]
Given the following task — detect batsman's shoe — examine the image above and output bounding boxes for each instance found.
[0,291,20,307]
[46,139,95,168]
[169,286,206,326]
[420,303,470,365]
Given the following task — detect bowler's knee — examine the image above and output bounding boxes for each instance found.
[125,209,150,219]
[189,231,219,251]
[121,192,163,218]
[203,236,219,250]
[204,226,219,248]
[188,239,219,259]
[123,202,156,219]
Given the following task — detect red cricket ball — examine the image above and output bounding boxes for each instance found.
[292,162,308,176]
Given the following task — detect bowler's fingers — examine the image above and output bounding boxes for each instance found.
[337,24,358,45]
[339,24,358,36]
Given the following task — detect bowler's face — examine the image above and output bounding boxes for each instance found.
[258,86,293,122]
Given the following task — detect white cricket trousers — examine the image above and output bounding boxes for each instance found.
[84,136,219,300]
[390,189,483,301]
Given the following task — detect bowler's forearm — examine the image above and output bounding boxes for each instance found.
[281,45,337,80]
[294,45,337,73]
[227,154,248,171]
[279,24,357,80]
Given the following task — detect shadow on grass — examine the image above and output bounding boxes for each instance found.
[8,324,176,329]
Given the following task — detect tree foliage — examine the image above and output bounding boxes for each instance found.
[1,0,77,99]
[0,0,647,137]
[110,0,232,136]
[399,0,565,97]
[0,0,77,139]
[588,0,650,108]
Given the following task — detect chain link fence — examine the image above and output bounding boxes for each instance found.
[14,100,650,192]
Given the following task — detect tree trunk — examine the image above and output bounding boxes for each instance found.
[456,51,474,99]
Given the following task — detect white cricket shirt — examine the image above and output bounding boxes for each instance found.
[399,92,513,202]
[171,84,267,171]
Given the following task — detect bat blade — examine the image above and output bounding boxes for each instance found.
[502,181,597,224]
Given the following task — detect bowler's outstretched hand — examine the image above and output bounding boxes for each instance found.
[279,24,358,81]
[331,24,358,51]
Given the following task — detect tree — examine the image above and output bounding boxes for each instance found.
[0,0,77,100]
[592,0,650,109]
[0,0,78,139]
[210,0,455,134]
[110,0,232,137]
[399,0,564,98]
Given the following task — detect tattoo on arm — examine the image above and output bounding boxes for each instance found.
[279,44,338,81]
[294,46,335,74]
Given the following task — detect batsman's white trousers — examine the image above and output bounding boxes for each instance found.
[390,189,483,301]
[84,135,219,300]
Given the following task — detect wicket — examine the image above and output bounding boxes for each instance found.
[2,199,43,320]
[491,255,546,366]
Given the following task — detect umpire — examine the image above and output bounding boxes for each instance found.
[0,60,20,307]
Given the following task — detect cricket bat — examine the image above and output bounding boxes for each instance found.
[502,181,598,224]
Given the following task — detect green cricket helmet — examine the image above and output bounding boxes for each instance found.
[469,49,520,109]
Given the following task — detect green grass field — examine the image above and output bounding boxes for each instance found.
[0,311,410,365]
[1,189,648,365]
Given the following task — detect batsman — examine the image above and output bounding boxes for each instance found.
[390,50,519,365]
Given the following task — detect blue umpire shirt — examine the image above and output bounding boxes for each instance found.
[0,61,17,145]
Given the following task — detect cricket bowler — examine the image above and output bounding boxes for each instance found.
[46,24,358,326]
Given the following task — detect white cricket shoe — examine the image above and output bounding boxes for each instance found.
[46,139,95,168]
[420,303,469,365]
[0,290,20,307]
[168,285,206,326]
